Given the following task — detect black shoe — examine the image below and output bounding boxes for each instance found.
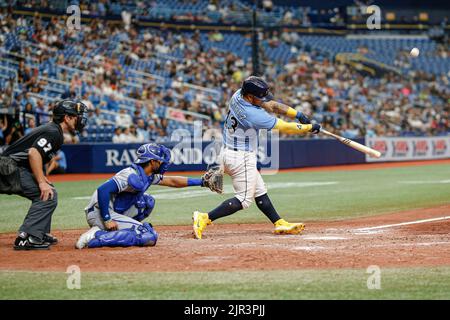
[43,233,58,245]
[14,234,50,250]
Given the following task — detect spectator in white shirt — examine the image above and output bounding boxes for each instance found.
[136,119,149,141]
[112,127,123,143]
[129,125,144,143]
[115,108,133,128]
[81,93,94,111]
[120,127,134,143]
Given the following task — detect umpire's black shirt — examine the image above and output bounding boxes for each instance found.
[2,122,64,170]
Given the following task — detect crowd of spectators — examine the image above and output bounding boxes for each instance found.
[275,52,449,138]
[4,10,253,139]
[11,0,318,26]
[0,9,448,149]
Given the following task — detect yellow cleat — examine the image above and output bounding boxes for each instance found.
[192,211,212,239]
[274,219,305,235]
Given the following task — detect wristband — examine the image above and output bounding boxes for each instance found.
[286,107,297,118]
[187,178,203,187]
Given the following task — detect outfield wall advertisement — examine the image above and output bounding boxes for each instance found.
[366,136,450,162]
[61,138,366,173]
[61,137,449,173]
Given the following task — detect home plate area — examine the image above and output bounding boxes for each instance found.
[1,205,449,273]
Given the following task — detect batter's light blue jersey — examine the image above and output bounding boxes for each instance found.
[223,89,277,152]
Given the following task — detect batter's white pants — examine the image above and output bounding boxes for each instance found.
[219,147,267,209]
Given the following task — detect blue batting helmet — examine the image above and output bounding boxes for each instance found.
[135,143,171,174]
[241,76,274,102]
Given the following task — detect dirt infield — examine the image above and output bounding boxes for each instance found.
[1,205,449,272]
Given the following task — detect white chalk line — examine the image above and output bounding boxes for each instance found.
[72,196,91,200]
[291,241,450,252]
[370,241,450,248]
[72,181,339,201]
[303,236,347,240]
[354,216,450,232]
[292,246,326,251]
[399,180,450,184]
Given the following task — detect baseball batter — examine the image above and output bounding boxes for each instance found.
[193,76,321,239]
[75,143,220,249]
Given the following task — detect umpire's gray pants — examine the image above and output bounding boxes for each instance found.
[17,167,58,240]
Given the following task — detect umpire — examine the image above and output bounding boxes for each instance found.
[0,100,87,250]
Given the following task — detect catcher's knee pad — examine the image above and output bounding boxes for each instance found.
[87,223,157,248]
[134,194,155,221]
[136,222,158,247]
[142,194,155,212]
[87,228,138,248]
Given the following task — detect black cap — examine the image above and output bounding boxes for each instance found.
[53,99,88,131]
[241,76,273,102]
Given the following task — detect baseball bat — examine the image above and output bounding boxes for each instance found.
[320,129,381,158]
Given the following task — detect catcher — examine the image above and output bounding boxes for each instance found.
[75,143,222,249]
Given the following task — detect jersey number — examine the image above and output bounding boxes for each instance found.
[37,138,52,153]
[225,111,238,133]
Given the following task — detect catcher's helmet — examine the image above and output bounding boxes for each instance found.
[135,143,171,174]
[241,76,273,102]
[53,99,88,131]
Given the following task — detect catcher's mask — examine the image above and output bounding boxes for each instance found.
[53,99,88,132]
[135,143,172,175]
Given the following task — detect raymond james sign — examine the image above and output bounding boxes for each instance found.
[101,139,278,171]
[62,138,368,174]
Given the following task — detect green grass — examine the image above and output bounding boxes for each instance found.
[1,163,449,232]
[1,267,450,299]
[1,163,450,300]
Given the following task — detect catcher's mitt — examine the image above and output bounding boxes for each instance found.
[201,165,224,194]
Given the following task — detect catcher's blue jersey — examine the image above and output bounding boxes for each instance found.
[85,167,162,216]
[223,89,276,152]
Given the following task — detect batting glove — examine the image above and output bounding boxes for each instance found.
[310,123,321,134]
[296,111,311,124]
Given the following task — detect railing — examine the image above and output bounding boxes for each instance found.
[39,76,70,87]
[0,65,18,78]
[0,56,20,66]
[336,53,401,74]
[128,69,165,82]
[0,65,18,95]
[170,79,222,101]
[56,64,95,78]
[0,48,40,64]
[165,106,211,124]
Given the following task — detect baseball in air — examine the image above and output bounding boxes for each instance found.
[410,47,420,57]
